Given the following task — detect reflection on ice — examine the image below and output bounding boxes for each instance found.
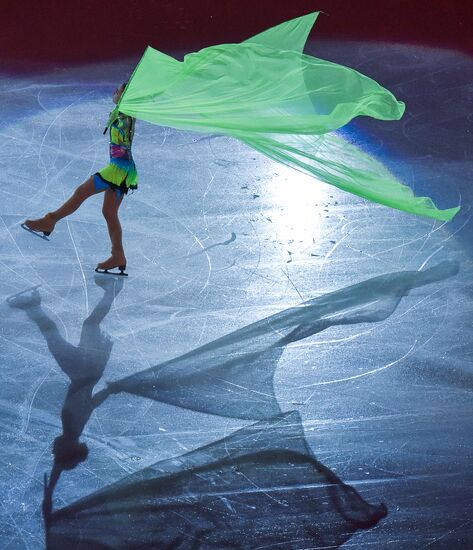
[267,166,330,246]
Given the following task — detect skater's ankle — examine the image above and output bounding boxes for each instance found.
[111,247,125,258]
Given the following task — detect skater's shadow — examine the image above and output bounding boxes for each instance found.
[7,276,124,512]
[45,260,455,549]
[103,260,459,420]
[7,262,459,549]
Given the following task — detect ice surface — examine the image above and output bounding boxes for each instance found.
[1,41,472,548]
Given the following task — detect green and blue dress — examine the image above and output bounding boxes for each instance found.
[94,111,137,196]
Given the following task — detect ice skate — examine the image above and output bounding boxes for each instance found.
[95,253,128,276]
[22,213,56,239]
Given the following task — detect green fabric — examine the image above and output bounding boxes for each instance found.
[114,12,459,221]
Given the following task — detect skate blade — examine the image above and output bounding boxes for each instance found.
[95,267,128,277]
[21,223,50,241]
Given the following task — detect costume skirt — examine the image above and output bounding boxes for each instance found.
[94,150,138,196]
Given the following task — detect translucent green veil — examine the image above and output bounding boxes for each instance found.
[113,12,459,221]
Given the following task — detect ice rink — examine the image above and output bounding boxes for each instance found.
[1,40,472,548]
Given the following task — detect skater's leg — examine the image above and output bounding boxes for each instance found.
[49,176,98,220]
[8,291,77,375]
[24,176,99,234]
[97,188,126,270]
[102,188,125,257]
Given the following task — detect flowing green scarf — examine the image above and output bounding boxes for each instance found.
[110,12,459,221]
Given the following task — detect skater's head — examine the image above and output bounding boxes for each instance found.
[113,82,128,104]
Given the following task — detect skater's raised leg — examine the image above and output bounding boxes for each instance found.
[23,176,98,236]
[96,187,126,274]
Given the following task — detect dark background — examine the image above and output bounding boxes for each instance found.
[2,0,472,68]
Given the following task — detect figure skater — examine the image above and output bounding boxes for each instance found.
[22,83,136,276]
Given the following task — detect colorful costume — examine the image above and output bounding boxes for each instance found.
[94,112,137,196]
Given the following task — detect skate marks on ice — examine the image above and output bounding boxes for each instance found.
[182,231,237,259]
[104,261,459,420]
[46,411,387,550]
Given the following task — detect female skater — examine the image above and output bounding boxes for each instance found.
[23,83,136,276]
